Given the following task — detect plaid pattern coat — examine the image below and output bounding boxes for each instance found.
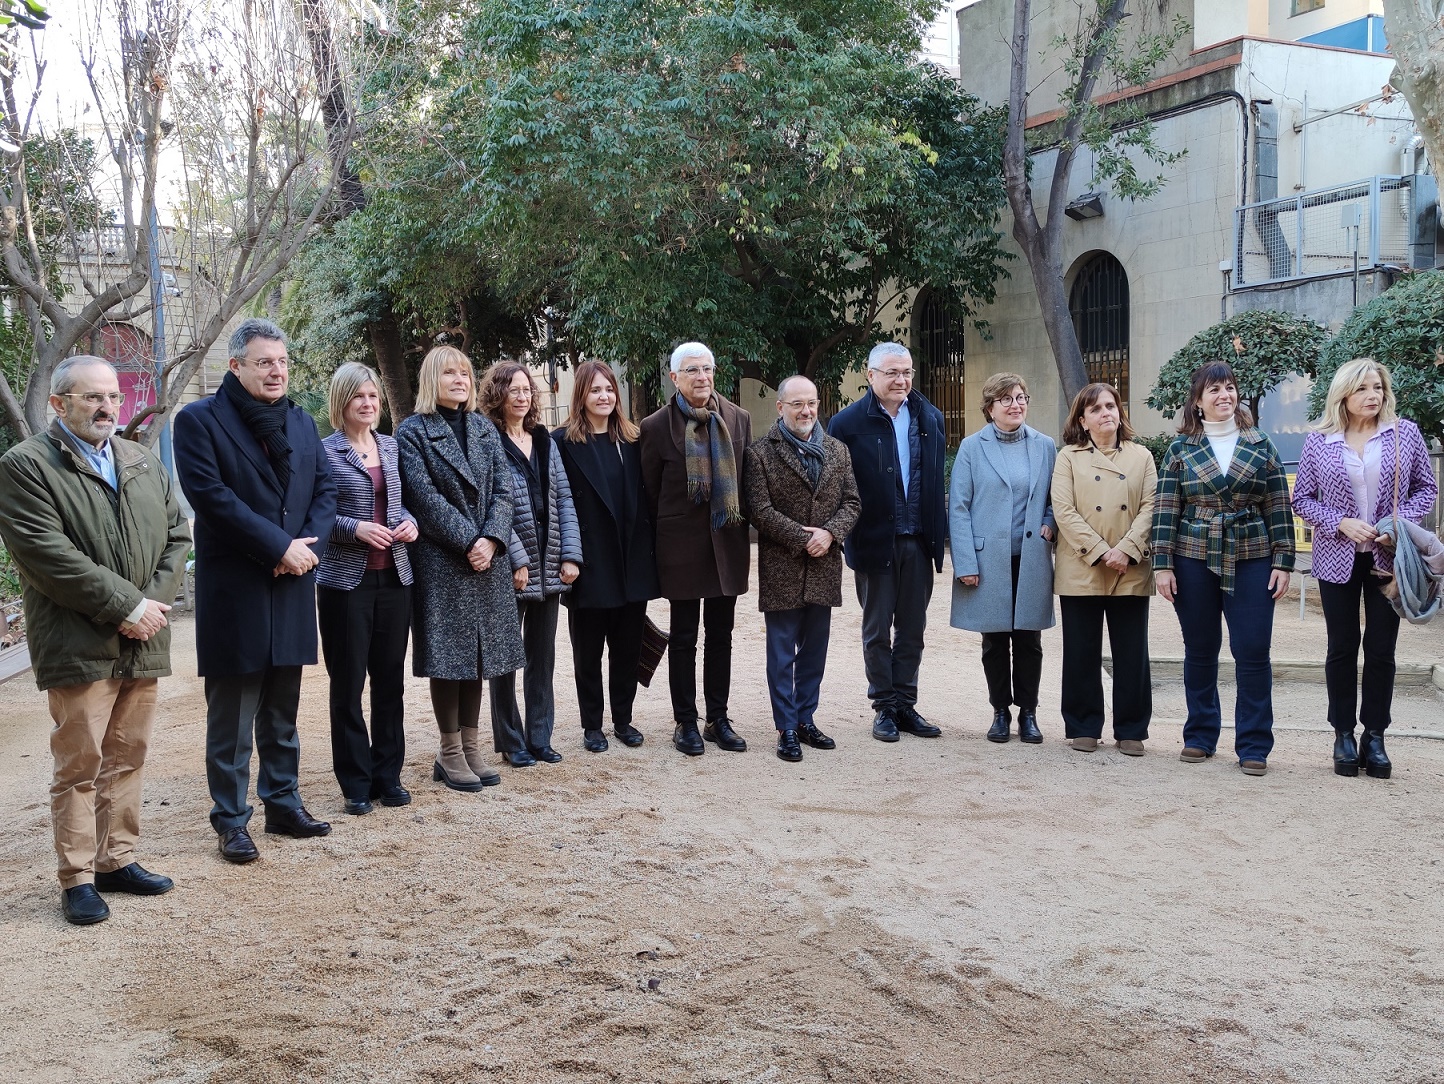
[1150,427,1295,594]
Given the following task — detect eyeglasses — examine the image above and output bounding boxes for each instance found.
[872,368,914,381]
[244,358,289,371]
[996,394,1030,406]
[60,392,125,406]
[679,365,715,378]
[782,399,821,410]
[506,387,534,399]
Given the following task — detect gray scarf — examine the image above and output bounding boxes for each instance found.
[777,419,825,491]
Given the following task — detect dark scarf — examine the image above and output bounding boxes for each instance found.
[220,370,292,491]
[675,392,743,529]
[776,419,825,491]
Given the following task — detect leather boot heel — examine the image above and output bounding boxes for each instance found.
[1333,729,1360,777]
[1361,730,1392,779]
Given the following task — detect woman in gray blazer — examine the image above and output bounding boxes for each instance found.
[950,373,1057,743]
[479,360,583,767]
[396,346,525,793]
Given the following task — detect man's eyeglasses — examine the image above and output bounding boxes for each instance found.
[872,368,913,381]
[679,365,715,378]
[782,399,821,410]
[60,392,125,406]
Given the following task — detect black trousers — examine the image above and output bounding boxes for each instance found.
[488,594,560,752]
[569,601,647,732]
[1318,552,1400,732]
[1059,594,1151,740]
[980,555,1043,710]
[668,595,737,725]
[855,535,933,711]
[204,665,304,833]
[317,569,411,800]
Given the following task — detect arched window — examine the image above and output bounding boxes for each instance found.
[91,322,154,428]
[1068,252,1130,405]
[913,290,965,446]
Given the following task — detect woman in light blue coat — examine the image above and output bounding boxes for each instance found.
[950,373,1056,744]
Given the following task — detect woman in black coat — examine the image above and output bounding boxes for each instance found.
[554,360,660,751]
[396,346,526,793]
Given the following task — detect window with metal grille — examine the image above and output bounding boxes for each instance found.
[914,290,965,447]
[1068,252,1130,405]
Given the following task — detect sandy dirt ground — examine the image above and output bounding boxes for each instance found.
[2,569,1443,1084]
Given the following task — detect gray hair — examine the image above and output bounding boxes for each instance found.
[51,354,117,396]
[229,317,287,361]
[670,341,714,372]
[776,374,816,400]
[867,342,911,369]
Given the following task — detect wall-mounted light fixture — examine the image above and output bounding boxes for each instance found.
[1064,193,1105,221]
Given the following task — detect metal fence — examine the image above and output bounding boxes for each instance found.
[1233,175,1416,288]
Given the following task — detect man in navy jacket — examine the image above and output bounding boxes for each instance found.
[175,319,337,864]
[828,343,948,742]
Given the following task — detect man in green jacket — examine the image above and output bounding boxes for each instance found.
[0,356,190,925]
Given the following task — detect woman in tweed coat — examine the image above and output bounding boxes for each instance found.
[479,361,582,767]
[1293,358,1437,779]
[316,363,418,814]
[1151,361,1294,777]
[396,346,525,793]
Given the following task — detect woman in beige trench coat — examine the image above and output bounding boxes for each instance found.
[1051,382,1157,755]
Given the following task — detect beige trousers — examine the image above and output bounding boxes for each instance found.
[47,678,158,890]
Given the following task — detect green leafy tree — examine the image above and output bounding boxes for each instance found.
[1148,309,1328,426]
[1310,270,1444,445]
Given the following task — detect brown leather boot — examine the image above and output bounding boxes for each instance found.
[433,730,483,792]
[459,725,501,786]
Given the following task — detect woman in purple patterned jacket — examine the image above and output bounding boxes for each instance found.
[1293,358,1437,779]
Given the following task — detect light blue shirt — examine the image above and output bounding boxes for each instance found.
[892,400,911,498]
[57,418,117,489]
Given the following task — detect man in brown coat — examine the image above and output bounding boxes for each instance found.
[742,376,861,762]
[640,342,752,756]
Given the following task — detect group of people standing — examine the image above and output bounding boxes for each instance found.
[1,314,1435,927]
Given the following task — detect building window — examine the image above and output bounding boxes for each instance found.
[1068,252,1130,405]
[913,289,965,446]
[1291,0,1324,15]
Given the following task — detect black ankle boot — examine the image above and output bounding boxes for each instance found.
[986,707,1011,743]
[1360,730,1392,779]
[1017,709,1043,744]
[1333,728,1360,777]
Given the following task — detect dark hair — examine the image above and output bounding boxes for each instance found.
[564,360,639,443]
[479,360,541,431]
[1178,361,1254,436]
[1062,382,1136,447]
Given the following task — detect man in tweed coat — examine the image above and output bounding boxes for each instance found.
[743,376,861,762]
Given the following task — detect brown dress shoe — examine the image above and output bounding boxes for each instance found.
[1117,740,1146,757]
[1240,760,1268,776]
[1179,747,1209,764]
[1070,736,1099,752]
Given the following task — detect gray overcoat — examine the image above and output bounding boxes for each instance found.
[396,411,526,680]
[949,423,1057,633]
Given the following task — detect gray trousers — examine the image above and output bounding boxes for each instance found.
[204,666,304,833]
[855,535,933,711]
[488,593,560,752]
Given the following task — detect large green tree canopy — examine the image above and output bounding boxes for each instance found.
[417,0,1012,395]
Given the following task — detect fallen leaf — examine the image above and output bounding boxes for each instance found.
[1232,335,1246,355]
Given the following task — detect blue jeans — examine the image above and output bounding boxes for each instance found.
[764,605,832,731]
[1171,555,1277,763]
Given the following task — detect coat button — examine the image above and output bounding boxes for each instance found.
[1096,505,1102,511]
[1026,530,1033,538]
[1095,475,1101,480]
[1119,475,1126,480]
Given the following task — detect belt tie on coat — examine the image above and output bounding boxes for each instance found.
[1185,498,1261,595]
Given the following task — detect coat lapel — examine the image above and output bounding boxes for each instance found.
[424,412,477,490]
[769,425,815,488]
[573,435,624,526]
[1024,426,1044,502]
[979,426,1010,491]
[214,391,283,496]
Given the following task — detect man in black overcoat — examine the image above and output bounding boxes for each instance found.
[175,319,338,863]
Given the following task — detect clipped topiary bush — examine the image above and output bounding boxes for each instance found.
[1310,271,1444,445]
[1148,309,1328,427]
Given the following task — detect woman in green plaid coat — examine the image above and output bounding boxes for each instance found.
[1151,362,1294,776]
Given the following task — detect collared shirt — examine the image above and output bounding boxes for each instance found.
[891,400,912,498]
[56,417,117,489]
[1325,423,1392,551]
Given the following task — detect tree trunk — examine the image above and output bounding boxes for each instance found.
[368,308,411,426]
[1383,1,1444,178]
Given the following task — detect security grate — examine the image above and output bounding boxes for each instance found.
[1069,252,1130,406]
[915,291,966,447]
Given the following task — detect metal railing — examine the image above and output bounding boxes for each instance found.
[1233,175,1416,288]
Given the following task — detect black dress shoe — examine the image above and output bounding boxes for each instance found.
[987,707,1011,743]
[505,749,537,768]
[94,863,174,895]
[777,729,803,762]
[895,705,942,738]
[872,708,900,743]
[374,784,412,807]
[584,729,610,753]
[1361,729,1392,779]
[673,721,705,756]
[1018,709,1043,744]
[344,798,374,816]
[1333,729,1360,777]
[797,720,836,750]
[529,745,563,764]
[263,805,333,838]
[614,723,645,747]
[62,884,110,925]
[218,826,259,864]
[703,717,747,752]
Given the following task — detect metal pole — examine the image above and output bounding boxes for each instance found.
[148,208,172,473]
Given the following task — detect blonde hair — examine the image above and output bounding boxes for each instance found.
[1313,357,1397,434]
[413,345,476,414]
[328,362,384,431]
[979,372,1027,423]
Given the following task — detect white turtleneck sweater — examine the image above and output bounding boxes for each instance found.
[1202,416,1240,473]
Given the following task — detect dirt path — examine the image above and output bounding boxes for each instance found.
[2,571,1442,1083]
